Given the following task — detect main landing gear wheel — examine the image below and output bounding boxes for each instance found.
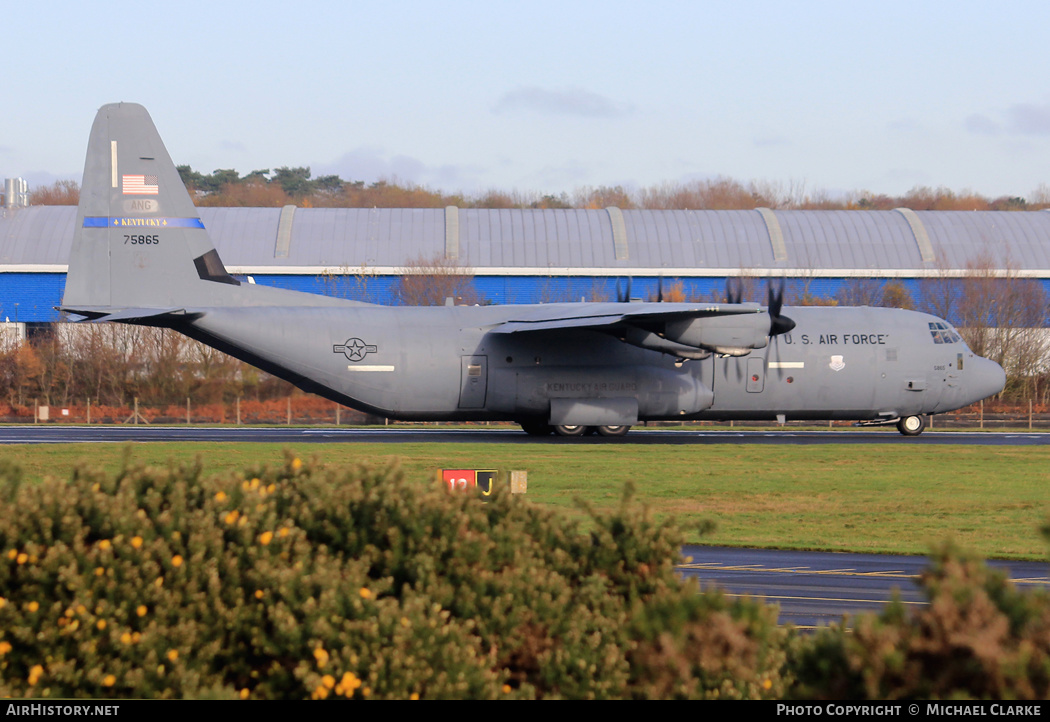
[554,425,588,437]
[597,425,631,437]
[897,415,926,436]
[519,421,553,436]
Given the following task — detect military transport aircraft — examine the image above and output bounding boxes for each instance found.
[60,103,1006,437]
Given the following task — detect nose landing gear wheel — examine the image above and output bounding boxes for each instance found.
[554,425,588,437]
[897,415,926,436]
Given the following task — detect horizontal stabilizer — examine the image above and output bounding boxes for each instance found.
[58,306,200,323]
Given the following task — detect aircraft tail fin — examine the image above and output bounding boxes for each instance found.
[62,103,242,313]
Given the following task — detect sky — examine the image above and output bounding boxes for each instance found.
[3,0,1050,201]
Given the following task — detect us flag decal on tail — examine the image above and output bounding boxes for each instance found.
[123,174,158,195]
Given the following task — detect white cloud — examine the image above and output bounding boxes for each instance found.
[965,99,1050,137]
[1007,101,1050,135]
[316,147,488,191]
[964,114,1001,135]
[492,86,633,118]
[753,135,791,148]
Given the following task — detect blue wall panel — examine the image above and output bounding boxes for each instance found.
[0,274,67,322]
[2,272,1046,328]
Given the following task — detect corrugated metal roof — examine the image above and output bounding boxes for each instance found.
[4,206,1050,274]
[0,206,77,265]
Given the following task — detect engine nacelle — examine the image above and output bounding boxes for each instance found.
[621,328,711,359]
[664,313,771,356]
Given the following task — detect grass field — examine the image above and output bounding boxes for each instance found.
[3,441,1049,560]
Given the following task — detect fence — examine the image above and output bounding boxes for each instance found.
[4,396,379,426]
[3,397,1049,431]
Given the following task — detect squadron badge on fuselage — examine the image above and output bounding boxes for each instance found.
[829,355,845,372]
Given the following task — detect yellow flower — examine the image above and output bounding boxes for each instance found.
[250,477,260,489]
[266,484,276,494]
[28,665,43,686]
[254,590,264,599]
[502,684,512,694]
[313,647,329,668]
[131,536,143,549]
[0,597,6,609]
[215,491,227,502]
[121,632,133,645]
[136,605,147,617]
[16,553,27,565]
[97,620,106,630]
[359,587,372,600]
[172,555,184,567]
[0,641,11,655]
[278,527,290,538]
[311,685,329,700]
[102,674,116,687]
[239,688,250,699]
[340,672,362,694]
[410,692,419,700]
[224,510,239,525]
[98,539,111,550]
[259,531,273,546]
[5,549,15,560]
[95,567,105,576]
[322,675,335,689]
[167,649,178,662]
[26,601,39,613]
[291,458,302,472]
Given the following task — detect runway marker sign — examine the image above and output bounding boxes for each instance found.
[441,469,497,497]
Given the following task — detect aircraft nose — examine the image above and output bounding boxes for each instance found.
[969,355,1006,403]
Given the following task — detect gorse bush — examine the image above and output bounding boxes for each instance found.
[0,453,789,699]
[790,542,1050,700]
[1,452,1049,699]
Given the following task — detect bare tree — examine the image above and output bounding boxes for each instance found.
[836,278,884,307]
[921,251,1050,399]
[395,253,481,306]
[29,180,79,205]
[318,264,377,302]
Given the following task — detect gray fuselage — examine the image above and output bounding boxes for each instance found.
[180,302,1004,425]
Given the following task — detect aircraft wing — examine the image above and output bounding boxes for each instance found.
[487,301,763,333]
[486,301,777,357]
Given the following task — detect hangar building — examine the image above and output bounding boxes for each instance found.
[1,204,1049,323]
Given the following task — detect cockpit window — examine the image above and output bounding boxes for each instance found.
[928,321,961,344]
